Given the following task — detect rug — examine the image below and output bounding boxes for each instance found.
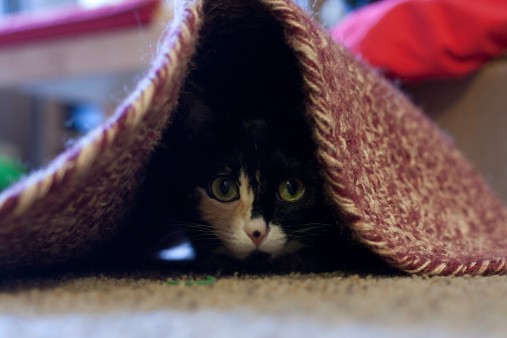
[0,0,506,276]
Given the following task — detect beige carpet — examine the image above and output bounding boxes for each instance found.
[1,271,506,337]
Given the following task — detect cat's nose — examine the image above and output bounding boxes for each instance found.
[244,219,268,247]
[247,229,267,247]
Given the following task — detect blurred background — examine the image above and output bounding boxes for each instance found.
[0,0,165,189]
[0,0,377,190]
[0,0,506,202]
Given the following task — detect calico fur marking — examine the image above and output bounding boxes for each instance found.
[198,169,289,259]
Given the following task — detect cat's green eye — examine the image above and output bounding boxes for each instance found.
[278,178,305,202]
[210,177,239,202]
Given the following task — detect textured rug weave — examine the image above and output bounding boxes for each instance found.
[0,0,506,276]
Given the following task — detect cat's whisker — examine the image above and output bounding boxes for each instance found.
[293,224,337,235]
[288,227,330,235]
[145,225,189,246]
[184,228,216,235]
[184,234,220,242]
[285,236,322,253]
[292,222,334,228]
[288,233,320,242]
[296,223,335,230]
[286,229,329,239]
[166,221,213,228]
[299,222,335,226]
[168,223,215,233]
[195,242,222,252]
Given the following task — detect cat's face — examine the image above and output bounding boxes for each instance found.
[197,167,321,260]
[185,117,334,261]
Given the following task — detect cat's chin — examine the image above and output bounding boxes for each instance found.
[224,236,304,261]
[231,251,280,273]
[226,249,325,274]
[190,244,336,274]
[243,251,272,262]
[234,247,296,265]
[225,248,274,261]
[227,245,297,262]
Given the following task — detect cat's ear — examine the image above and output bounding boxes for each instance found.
[177,82,217,139]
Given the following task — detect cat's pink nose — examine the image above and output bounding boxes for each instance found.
[247,230,267,247]
[244,220,268,247]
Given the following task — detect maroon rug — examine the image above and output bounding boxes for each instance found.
[1,0,506,276]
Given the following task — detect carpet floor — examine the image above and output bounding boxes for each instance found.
[1,270,506,337]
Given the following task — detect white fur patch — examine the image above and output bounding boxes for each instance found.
[258,223,286,256]
[198,169,294,260]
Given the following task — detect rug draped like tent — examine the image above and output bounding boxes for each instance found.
[1,0,506,276]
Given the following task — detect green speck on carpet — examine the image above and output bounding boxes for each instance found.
[163,275,217,286]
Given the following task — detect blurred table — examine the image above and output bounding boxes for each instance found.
[0,0,167,169]
[0,0,166,105]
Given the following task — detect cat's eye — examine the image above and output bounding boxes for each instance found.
[278,178,305,202]
[210,177,239,202]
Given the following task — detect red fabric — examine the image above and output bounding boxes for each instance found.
[0,0,160,49]
[331,0,507,82]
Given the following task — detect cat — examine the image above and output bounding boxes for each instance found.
[132,83,384,274]
[85,1,392,275]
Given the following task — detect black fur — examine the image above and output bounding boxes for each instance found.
[110,0,392,275]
